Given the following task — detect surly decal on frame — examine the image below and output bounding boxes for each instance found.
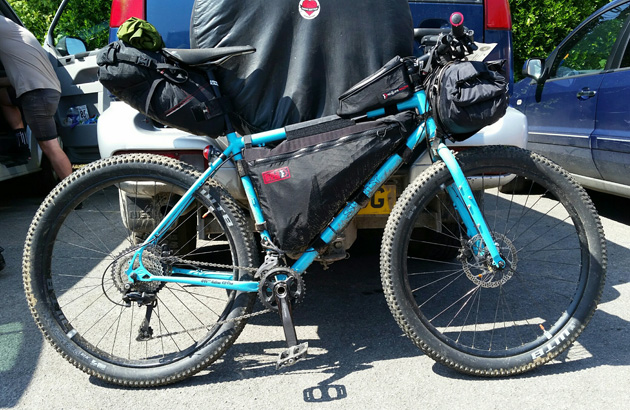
[299,0,320,19]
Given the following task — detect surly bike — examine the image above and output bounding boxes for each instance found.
[23,15,606,386]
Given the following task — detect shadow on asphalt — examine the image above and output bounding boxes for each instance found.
[93,209,629,399]
[588,190,630,225]
[0,173,48,408]
[1,175,628,403]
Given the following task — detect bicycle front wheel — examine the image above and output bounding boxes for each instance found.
[23,154,258,386]
[381,146,606,376]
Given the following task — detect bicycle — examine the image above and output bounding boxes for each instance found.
[22,13,606,386]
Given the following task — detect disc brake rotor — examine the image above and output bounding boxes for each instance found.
[462,232,517,288]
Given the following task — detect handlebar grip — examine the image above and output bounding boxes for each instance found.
[450,12,465,39]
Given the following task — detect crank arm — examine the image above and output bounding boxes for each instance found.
[274,281,308,369]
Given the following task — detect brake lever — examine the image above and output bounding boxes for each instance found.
[461,32,478,54]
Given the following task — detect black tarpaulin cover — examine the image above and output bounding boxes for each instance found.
[190,0,413,134]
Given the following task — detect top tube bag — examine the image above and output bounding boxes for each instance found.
[240,111,418,255]
[337,56,416,118]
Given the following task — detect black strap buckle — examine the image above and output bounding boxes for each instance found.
[135,55,153,67]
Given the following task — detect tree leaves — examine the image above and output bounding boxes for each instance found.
[7,0,110,50]
[6,0,615,80]
[510,0,609,79]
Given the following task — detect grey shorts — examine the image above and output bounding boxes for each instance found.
[18,89,61,141]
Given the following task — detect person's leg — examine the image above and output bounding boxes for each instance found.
[0,87,29,163]
[0,87,25,130]
[37,138,72,179]
[19,89,72,180]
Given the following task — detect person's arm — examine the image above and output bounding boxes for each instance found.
[0,77,11,87]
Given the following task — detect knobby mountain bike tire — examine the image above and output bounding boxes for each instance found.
[381,146,606,376]
[23,154,258,386]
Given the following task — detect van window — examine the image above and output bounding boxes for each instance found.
[52,0,110,56]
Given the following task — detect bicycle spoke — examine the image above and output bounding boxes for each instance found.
[382,147,604,374]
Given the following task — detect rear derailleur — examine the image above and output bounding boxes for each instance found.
[113,245,170,342]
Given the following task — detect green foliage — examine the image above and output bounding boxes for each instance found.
[53,0,111,50]
[562,16,625,72]
[7,0,111,50]
[5,0,619,77]
[6,0,56,41]
[509,0,610,79]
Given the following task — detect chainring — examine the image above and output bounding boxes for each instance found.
[258,267,305,311]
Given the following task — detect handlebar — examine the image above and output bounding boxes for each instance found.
[410,12,478,81]
[450,12,465,39]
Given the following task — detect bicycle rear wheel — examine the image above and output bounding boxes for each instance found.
[381,146,606,375]
[23,154,258,386]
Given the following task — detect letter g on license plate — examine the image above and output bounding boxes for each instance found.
[358,185,396,215]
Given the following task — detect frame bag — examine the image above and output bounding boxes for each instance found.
[429,60,508,141]
[241,111,417,254]
[97,40,227,137]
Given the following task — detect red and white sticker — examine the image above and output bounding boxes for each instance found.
[299,0,320,20]
[382,84,410,100]
[262,167,291,184]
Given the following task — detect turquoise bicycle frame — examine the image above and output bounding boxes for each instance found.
[126,90,505,290]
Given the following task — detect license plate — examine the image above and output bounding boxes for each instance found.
[358,184,396,215]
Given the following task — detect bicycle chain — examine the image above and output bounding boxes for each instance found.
[160,255,273,326]
[211,306,274,327]
[163,255,260,273]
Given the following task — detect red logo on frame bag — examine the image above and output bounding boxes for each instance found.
[262,167,292,184]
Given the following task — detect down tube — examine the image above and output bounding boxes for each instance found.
[291,122,428,273]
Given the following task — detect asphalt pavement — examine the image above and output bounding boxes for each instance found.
[1,172,629,409]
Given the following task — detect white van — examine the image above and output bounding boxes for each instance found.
[0,0,110,184]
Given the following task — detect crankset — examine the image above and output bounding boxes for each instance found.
[258,267,308,369]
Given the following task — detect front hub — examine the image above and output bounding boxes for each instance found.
[461,232,517,288]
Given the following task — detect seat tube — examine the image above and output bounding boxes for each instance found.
[436,143,505,268]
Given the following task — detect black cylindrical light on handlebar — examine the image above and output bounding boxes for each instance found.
[450,12,465,38]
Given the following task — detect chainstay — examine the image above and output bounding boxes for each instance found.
[165,256,272,325]
[114,248,271,324]
[165,255,260,273]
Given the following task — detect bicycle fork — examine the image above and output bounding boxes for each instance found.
[436,143,506,269]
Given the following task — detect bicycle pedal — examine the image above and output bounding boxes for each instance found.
[276,342,308,370]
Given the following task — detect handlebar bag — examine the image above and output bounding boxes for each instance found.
[240,111,417,255]
[97,40,228,137]
[337,56,414,118]
[434,60,508,141]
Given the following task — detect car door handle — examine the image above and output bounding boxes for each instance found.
[576,88,597,100]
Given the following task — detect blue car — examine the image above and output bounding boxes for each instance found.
[512,0,630,198]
